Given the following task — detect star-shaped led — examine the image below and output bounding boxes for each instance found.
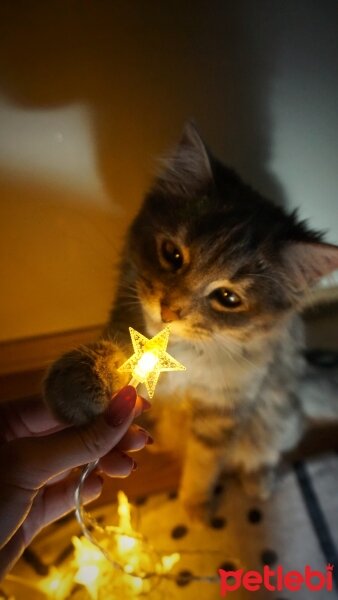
[118,327,186,398]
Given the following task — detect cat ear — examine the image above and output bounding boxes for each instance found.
[283,241,338,290]
[152,121,214,196]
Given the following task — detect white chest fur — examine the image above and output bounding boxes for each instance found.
[154,336,266,409]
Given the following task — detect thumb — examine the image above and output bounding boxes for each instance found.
[3,386,145,490]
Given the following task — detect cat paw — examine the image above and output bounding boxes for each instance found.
[135,412,159,453]
[181,495,212,523]
[240,468,276,501]
[44,342,126,425]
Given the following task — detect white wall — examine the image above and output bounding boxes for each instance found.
[269,3,338,244]
[0,1,337,342]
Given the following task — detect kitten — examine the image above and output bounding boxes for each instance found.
[44,122,338,520]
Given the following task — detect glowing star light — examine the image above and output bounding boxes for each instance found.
[118,327,186,398]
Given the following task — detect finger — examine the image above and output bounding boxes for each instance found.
[0,527,25,580]
[0,473,102,579]
[0,398,66,442]
[36,425,153,484]
[0,486,36,550]
[98,449,136,477]
[1,387,150,490]
[0,392,150,443]
[114,425,153,453]
[134,395,151,418]
[44,469,73,486]
[0,469,99,552]
[0,387,149,551]
[22,472,103,547]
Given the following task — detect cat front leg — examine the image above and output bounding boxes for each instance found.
[223,426,281,500]
[179,403,233,521]
[239,466,278,500]
[179,432,226,521]
[226,394,304,500]
[44,340,128,425]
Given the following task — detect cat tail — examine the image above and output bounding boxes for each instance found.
[299,351,338,422]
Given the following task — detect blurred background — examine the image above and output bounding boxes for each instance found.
[0,4,338,596]
[0,0,337,343]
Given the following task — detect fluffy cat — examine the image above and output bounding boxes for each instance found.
[44,123,338,520]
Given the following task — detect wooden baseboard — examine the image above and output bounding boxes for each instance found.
[0,297,337,404]
[0,325,103,402]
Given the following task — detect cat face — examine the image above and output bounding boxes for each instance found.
[127,123,338,344]
[130,211,292,343]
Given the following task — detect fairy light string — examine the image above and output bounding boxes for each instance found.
[74,326,189,585]
[118,326,186,396]
[3,326,227,598]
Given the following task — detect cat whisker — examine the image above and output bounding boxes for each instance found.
[227,345,260,371]
[242,272,280,284]
[119,291,140,300]
[119,301,141,309]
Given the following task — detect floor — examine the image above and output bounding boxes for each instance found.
[3,453,338,599]
[2,302,338,599]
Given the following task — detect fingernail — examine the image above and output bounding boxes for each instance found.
[120,452,137,471]
[137,426,154,445]
[83,474,104,501]
[105,386,137,427]
[140,397,152,411]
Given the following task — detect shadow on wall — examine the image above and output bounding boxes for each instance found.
[0,0,285,207]
[0,168,124,340]
[0,0,289,340]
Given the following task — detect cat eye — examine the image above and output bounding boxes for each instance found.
[160,240,183,271]
[209,287,242,311]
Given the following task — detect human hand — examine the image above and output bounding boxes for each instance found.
[0,385,151,579]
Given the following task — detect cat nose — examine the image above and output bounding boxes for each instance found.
[160,304,182,323]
